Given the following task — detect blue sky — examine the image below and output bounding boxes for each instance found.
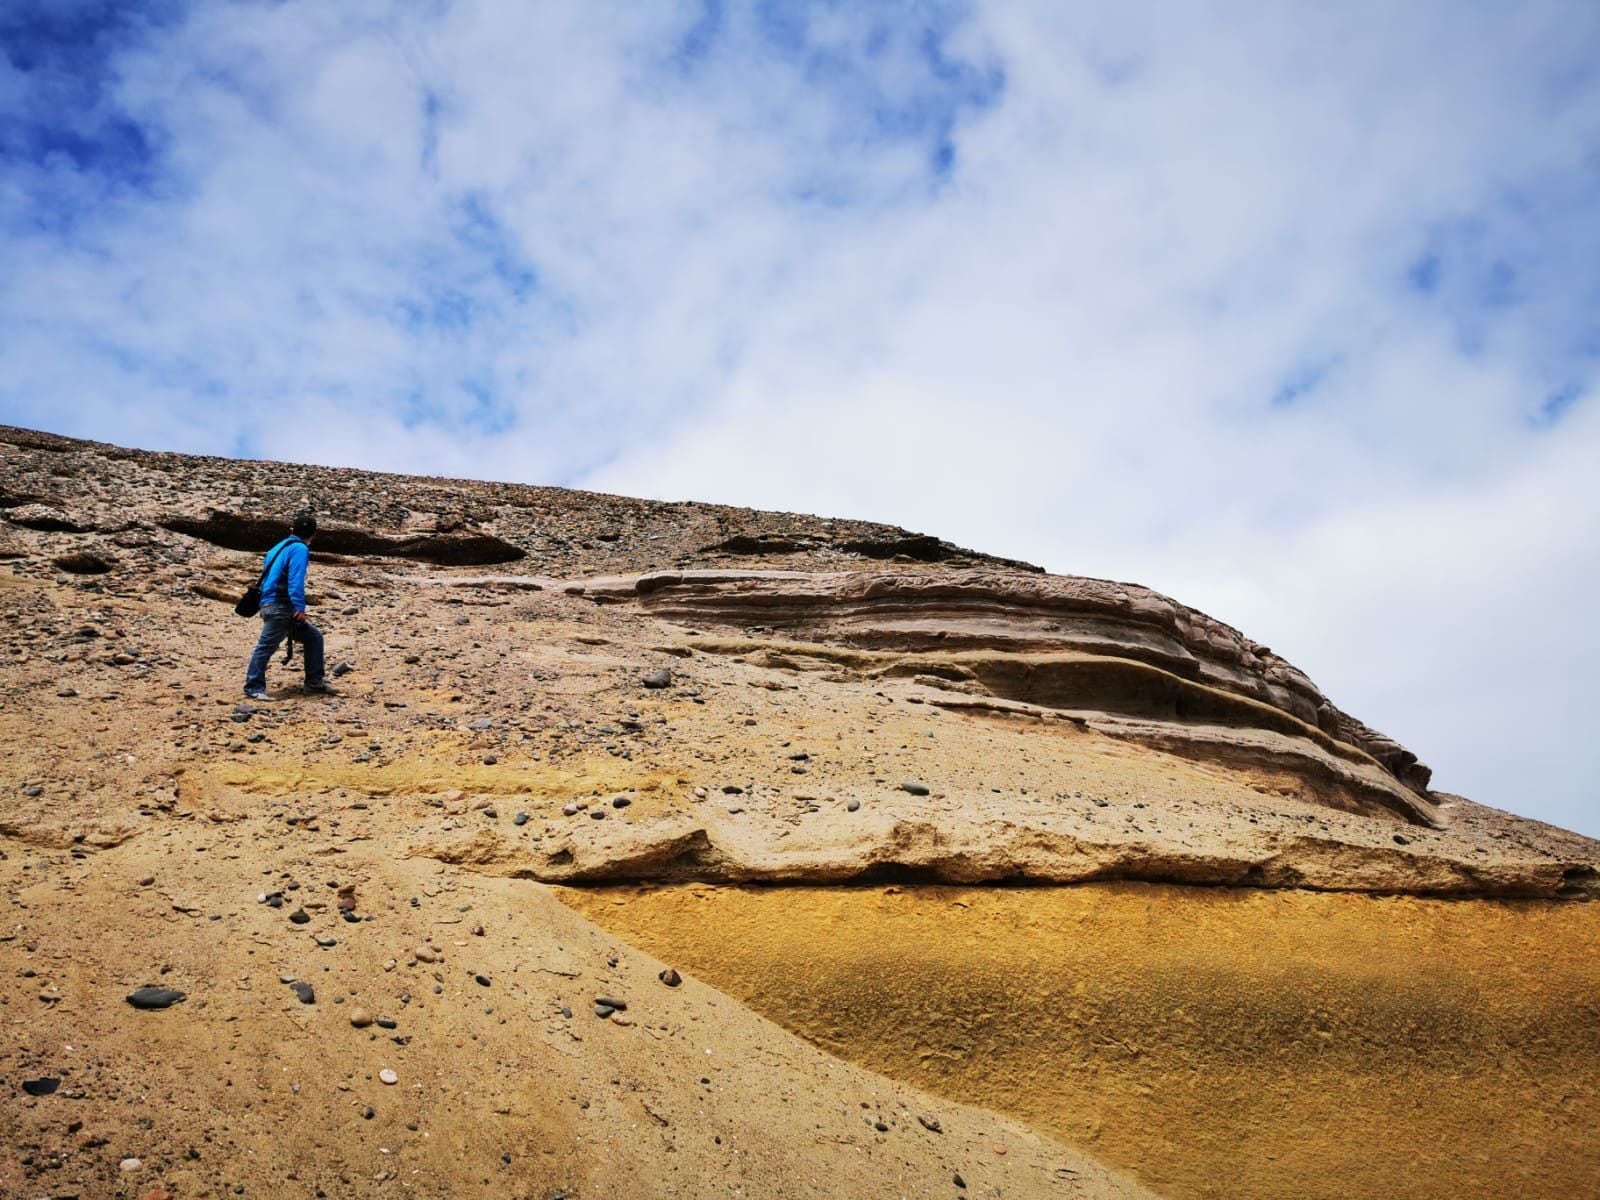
[2,1,1598,836]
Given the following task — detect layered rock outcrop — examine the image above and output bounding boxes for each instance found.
[590,567,1436,811]
[3,424,1598,1200]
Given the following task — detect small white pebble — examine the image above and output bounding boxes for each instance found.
[119,1157,142,1173]
[379,1068,399,1085]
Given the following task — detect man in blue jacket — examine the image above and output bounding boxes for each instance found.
[244,511,337,700]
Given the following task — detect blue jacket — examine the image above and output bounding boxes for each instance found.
[260,536,309,612]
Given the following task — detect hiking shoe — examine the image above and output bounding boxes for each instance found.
[244,688,270,702]
[303,681,339,695]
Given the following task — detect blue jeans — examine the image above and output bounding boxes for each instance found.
[245,603,325,692]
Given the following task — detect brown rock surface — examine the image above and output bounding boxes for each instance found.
[559,883,1600,1200]
[1,424,1596,1199]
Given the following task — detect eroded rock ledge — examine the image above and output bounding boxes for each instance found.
[161,510,526,565]
[569,569,1437,822]
[418,820,1599,899]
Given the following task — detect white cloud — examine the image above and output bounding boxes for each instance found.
[1,1,1596,834]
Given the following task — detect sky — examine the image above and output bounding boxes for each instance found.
[2,1,1597,837]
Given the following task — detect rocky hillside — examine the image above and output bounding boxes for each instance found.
[2,424,1596,1200]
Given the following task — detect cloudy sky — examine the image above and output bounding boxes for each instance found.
[3,1,1597,836]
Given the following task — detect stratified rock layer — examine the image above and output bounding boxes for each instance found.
[560,882,1600,1200]
[3,423,1595,900]
[579,568,1437,823]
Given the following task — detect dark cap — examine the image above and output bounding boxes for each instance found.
[290,510,318,538]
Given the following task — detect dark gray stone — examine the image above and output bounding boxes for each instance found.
[126,986,186,1010]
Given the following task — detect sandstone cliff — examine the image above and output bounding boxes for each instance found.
[2,425,1596,1200]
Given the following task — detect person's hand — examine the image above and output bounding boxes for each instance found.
[293,611,308,622]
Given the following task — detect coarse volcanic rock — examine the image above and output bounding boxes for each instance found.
[161,509,527,566]
[6,502,94,532]
[0,423,1021,580]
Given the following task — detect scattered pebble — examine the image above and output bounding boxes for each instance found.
[349,1008,375,1028]
[641,668,672,688]
[659,967,681,988]
[290,981,316,1005]
[126,986,186,1010]
[900,781,930,796]
[120,1156,143,1172]
[846,798,861,812]
[379,1068,399,1085]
